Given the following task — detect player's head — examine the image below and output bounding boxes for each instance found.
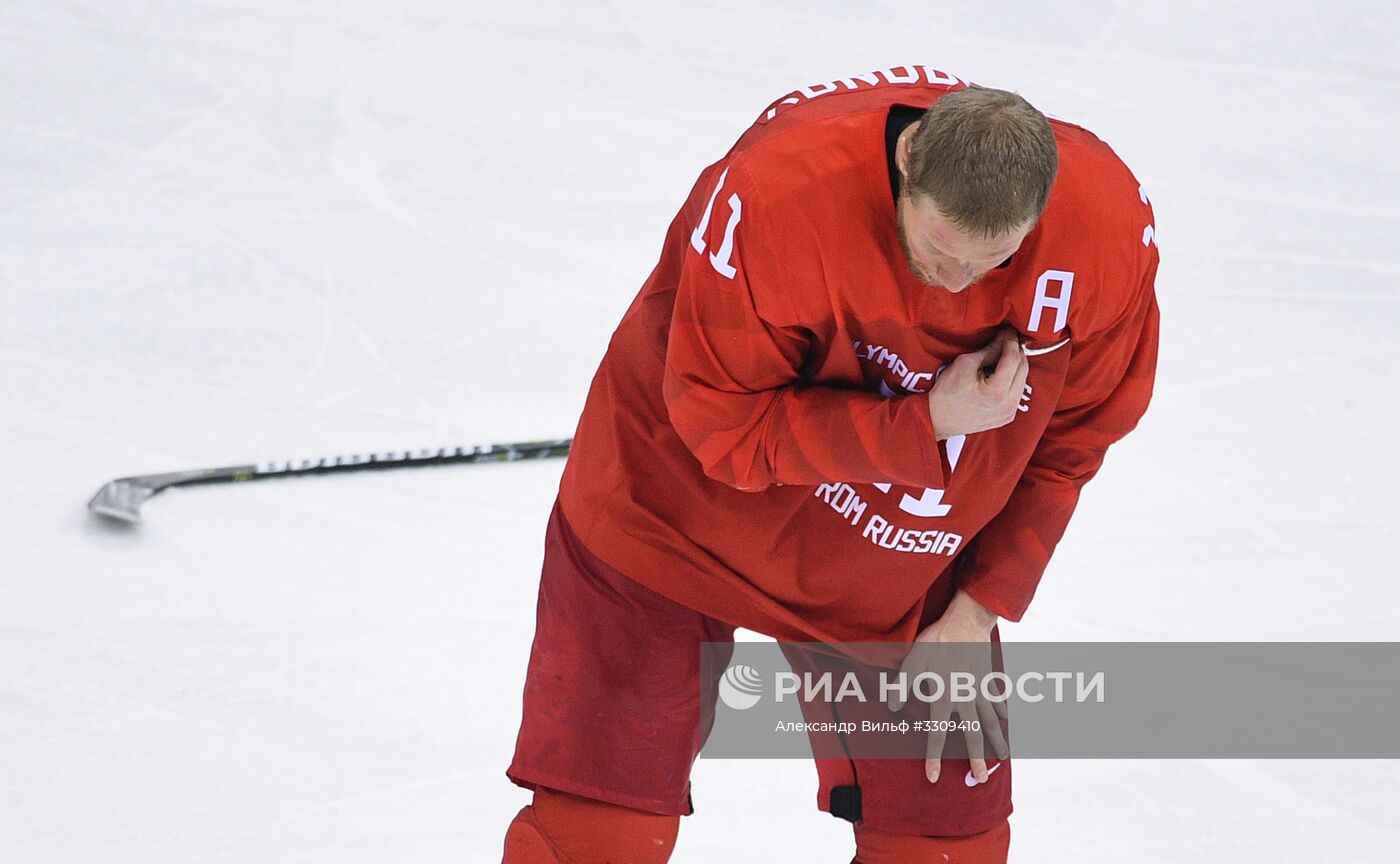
[895,86,1058,292]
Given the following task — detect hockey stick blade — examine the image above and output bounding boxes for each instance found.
[89,480,151,523]
[87,439,572,524]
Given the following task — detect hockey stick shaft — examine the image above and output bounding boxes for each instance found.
[88,438,572,523]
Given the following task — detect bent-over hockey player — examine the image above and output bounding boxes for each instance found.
[502,67,1160,864]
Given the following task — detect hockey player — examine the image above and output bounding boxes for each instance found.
[502,66,1160,863]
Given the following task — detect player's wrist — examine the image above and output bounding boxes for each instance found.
[928,397,949,442]
[947,588,999,636]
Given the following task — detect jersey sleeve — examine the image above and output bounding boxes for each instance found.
[661,162,946,493]
[955,253,1161,621]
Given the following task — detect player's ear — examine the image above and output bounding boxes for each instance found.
[896,121,920,180]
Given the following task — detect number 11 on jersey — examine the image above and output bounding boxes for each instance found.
[690,168,743,279]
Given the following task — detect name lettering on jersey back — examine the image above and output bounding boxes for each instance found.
[757,66,967,124]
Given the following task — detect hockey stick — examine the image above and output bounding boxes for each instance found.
[87,439,572,524]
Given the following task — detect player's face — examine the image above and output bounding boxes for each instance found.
[896,191,1031,293]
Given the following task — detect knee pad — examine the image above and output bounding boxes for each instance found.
[853,819,1010,864]
[503,787,680,864]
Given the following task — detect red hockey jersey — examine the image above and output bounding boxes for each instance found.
[557,66,1160,643]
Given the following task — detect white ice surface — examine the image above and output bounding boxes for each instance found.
[2,1,1398,861]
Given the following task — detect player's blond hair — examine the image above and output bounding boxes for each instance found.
[906,87,1059,238]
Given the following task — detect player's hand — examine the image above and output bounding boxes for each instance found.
[886,589,1009,784]
[928,328,1028,440]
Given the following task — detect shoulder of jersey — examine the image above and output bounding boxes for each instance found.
[696,151,823,328]
[1033,119,1158,339]
[714,68,969,233]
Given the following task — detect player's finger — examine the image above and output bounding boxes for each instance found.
[964,340,1004,378]
[887,676,905,713]
[960,704,987,782]
[925,756,943,785]
[1007,344,1030,397]
[966,755,988,785]
[925,695,951,782]
[977,665,1010,719]
[986,330,1023,390]
[888,646,922,713]
[970,337,1003,361]
[977,696,1010,760]
[996,335,1028,398]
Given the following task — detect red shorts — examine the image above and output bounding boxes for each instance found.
[507,500,1013,837]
